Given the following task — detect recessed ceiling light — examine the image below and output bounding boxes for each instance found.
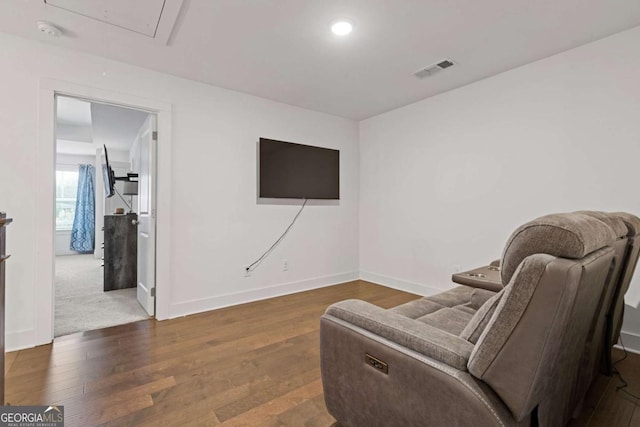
[37,21,62,37]
[331,20,354,36]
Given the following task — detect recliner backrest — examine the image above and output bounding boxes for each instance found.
[468,213,616,425]
[609,212,640,348]
[499,212,616,285]
[571,211,628,410]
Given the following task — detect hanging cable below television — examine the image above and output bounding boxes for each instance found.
[246,198,308,273]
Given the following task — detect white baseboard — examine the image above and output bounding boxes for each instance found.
[5,271,452,350]
[616,330,640,355]
[359,271,442,297]
[6,328,36,352]
[169,271,360,319]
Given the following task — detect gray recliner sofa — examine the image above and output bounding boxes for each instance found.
[320,213,620,426]
[453,211,640,414]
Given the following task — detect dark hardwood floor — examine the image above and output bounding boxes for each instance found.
[570,347,640,427]
[4,281,640,426]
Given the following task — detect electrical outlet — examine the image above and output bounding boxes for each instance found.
[244,267,251,277]
[283,260,289,271]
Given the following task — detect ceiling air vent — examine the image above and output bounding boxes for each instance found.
[413,59,455,79]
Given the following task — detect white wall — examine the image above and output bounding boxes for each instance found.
[622,309,640,353]
[6,24,639,351]
[0,33,359,350]
[359,27,640,347]
[54,231,73,256]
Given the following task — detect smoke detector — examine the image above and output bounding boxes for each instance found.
[36,21,63,37]
[413,59,455,79]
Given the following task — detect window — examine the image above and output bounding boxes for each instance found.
[56,170,79,230]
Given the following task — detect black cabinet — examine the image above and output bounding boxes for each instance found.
[104,214,137,291]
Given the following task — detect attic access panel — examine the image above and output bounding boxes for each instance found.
[45,0,167,37]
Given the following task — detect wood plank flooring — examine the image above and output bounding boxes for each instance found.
[4,280,640,426]
[571,347,640,427]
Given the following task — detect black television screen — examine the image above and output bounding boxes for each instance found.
[259,138,339,200]
[102,144,116,198]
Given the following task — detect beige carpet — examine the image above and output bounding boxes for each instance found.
[55,254,149,337]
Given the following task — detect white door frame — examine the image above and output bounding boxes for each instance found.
[37,78,172,345]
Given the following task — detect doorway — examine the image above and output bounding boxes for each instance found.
[53,95,157,337]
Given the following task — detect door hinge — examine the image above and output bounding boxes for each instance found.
[151,288,156,297]
[152,131,158,141]
[151,209,157,219]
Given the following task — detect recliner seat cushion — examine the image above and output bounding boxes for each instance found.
[426,286,475,307]
[390,287,498,336]
[461,290,503,344]
[416,307,474,336]
[389,298,446,319]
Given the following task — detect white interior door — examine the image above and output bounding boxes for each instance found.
[136,114,157,316]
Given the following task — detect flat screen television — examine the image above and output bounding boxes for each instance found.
[259,138,340,200]
[102,144,116,198]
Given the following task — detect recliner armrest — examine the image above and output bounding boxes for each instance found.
[452,265,503,292]
[325,299,474,370]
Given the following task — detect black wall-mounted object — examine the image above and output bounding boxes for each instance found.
[102,144,116,198]
[259,138,340,200]
[103,145,139,199]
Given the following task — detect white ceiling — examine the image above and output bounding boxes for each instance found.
[56,95,91,126]
[56,96,149,156]
[45,0,167,37]
[3,1,640,119]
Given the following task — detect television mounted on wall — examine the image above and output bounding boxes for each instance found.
[259,138,340,200]
[102,144,116,198]
[102,145,138,199]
